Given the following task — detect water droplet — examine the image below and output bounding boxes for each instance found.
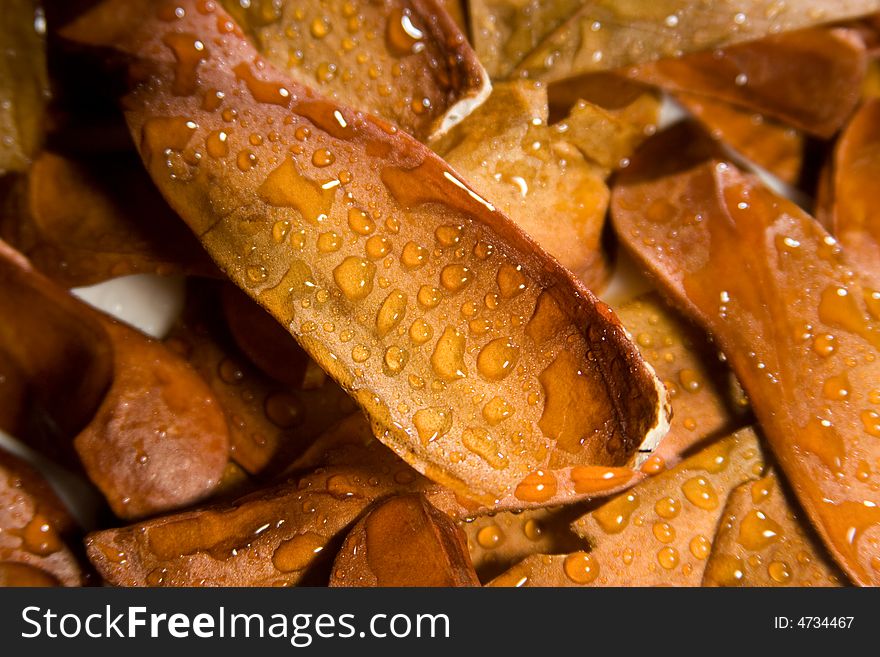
[497,263,527,298]
[383,346,409,376]
[347,207,375,235]
[435,224,463,247]
[476,338,520,381]
[413,407,452,444]
[431,327,467,381]
[333,256,375,300]
[593,493,640,534]
[461,427,508,469]
[682,476,719,510]
[376,290,407,337]
[768,560,791,584]
[482,396,514,426]
[476,525,504,549]
[738,510,782,550]
[418,285,442,309]
[652,522,675,544]
[365,235,391,259]
[351,344,371,363]
[273,533,325,572]
[563,552,599,584]
[690,535,711,560]
[655,497,680,519]
[317,231,342,253]
[409,319,433,345]
[401,241,428,270]
[657,546,680,570]
[440,264,472,293]
[514,470,558,503]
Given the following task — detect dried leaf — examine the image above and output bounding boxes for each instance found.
[64,0,669,508]
[489,428,764,586]
[0,240,231,519]
[674,92,804,185]
[703,470,844,586]
[220,0,490,141]
[86,428,464,586]
[469,0,880,83]
[612,132,880,585]
[628,28,867,138]
[165,280,357,476]
[434,80,612,289]
[330,493,479,586]
[0,448,90,587]
[0,0,49,172]
[0,151,217,287]
[615,293,752,470]
[819,98,880,285]
[220,283,315,388]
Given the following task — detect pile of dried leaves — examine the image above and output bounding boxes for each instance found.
[1,0,879,587]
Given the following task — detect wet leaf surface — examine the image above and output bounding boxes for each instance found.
[220,0,489,141]
[330,493,479,586]
[0,448,90,587]
[86,417,465,586]
[612,127,880,585]
[434,81,620,289]
[470,0,880,83]
[615,293,752,470]
[703,470,844,586]
[489,428,764,586]
[64,0,669,508]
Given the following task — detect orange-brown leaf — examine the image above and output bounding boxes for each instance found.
[64,0,669,508]
[330,493,479,586]
[0,151,217,287]
[0,240,230,519]
[703,471,844,586]
[628,28,866,138]
[612,132,880,585]
[489,428,764,586]
[0,448,90,586]
[220,0,489,141]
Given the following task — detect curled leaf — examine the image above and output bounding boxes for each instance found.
[220,0,490,141]
[470,0,880,83]
[0,240,230,519]
[489,428,764,587]
[0,151,217,287]
[330,493,479,586]
[86,425,462,586]
[65,0,669,507]
[612,131,880,585]
[0,448,90,586]
[818,98,880,285]
[628,28,867,138]
[0,0,48,173]
[703,470,844,586]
